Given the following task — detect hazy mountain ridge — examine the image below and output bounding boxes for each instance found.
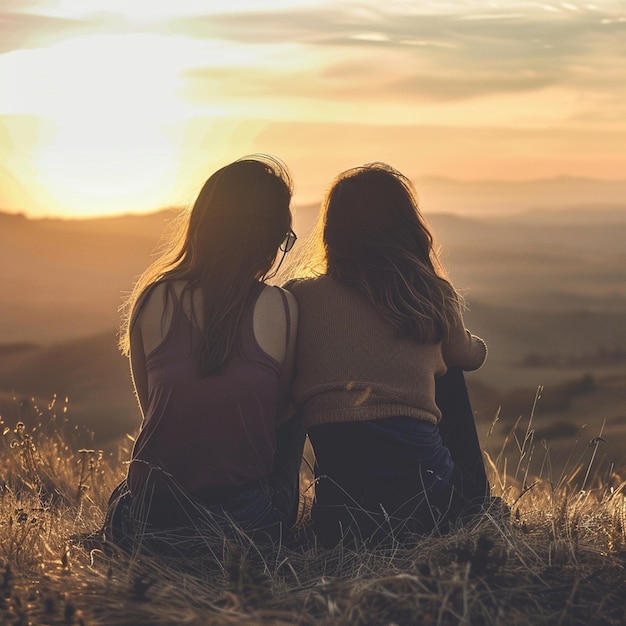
[0,208,179,341]
[414,176,626,215]
[0,329,139,443]
[3,205,625,331]
[1,207,625,461]
[3,206,625,341]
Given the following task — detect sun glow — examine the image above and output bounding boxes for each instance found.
[44,0,322,20]
[1,0,625,217]
[2,33,218,215]
[0,28,324,215]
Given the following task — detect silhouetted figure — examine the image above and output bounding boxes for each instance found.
[103,156,304,554]
[286,163,489,547]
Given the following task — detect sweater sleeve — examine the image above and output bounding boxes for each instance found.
[442,315,487,371]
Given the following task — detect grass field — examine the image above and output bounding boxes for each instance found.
[1,395,624,625]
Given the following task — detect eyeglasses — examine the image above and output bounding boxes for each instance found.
[280,228,297,253]
[267,229,297,279]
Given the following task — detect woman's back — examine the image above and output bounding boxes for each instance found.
[127,280,297,503]
[101,155,306,552]
[286,162,489,545]
[289,275,485,428]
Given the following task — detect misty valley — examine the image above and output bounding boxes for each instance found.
[1,207,625,477]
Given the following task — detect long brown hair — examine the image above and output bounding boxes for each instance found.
[320,162,463,344]
[119,155,293,374]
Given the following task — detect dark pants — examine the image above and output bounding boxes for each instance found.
[436,367,489,504]
[308,368,490,547]
[103,412,306,554]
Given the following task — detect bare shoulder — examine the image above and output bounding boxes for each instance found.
[134,282,168,323]
[134,282,175,355]
[254,285,298,330]
[253,285,298,364]
[256,284,297,313]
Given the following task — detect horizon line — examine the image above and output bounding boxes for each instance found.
[3,173,626,221]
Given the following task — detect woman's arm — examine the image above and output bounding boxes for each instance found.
[442,315,487,371]
[252,285,299,420]
[127,282,171,419]
[278,289,298,416]
[129,323,149,417]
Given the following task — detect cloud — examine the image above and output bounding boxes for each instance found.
[172,3,626,105]
[0,12,85,53]
[4,2,625,106]
[4,1,626,142]
[0,8,146,54]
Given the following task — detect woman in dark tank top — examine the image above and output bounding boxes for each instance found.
[100,155,304,553]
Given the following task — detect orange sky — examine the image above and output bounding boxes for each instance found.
[1,0,625,218]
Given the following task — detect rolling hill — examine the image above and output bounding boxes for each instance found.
[1,207,625,469]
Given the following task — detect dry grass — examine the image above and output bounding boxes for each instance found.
[0,395,624,625]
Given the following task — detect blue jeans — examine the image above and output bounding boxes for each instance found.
[308,368,490,546]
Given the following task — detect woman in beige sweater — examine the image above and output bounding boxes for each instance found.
[286,163,489,546]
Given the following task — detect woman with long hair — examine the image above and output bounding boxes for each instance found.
[286,163,489,546]
[103,155,304,552]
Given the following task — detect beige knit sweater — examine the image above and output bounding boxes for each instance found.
[288,276,487,428]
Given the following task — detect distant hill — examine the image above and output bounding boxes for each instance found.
[0,329,140,445]
[1,207,625,459]
[3,206,626,341]
[414,176,626,216]
[0,208,178,342]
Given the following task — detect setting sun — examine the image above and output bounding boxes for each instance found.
[3,33,218,215]
[1,0,625,217]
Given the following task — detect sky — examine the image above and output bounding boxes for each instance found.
[1,0,626,218]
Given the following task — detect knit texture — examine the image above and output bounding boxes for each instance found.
[288,276,487,428]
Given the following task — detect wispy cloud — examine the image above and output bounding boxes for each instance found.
[0,11,88,53]
[3,2,625,106]
[1,0,625,216]
[161,3,626,113]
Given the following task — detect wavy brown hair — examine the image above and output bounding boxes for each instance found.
[319,162,463,344]
[119,155,293,374]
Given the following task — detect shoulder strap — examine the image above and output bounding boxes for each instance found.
[129,281,164,331]
[276,287,291,348]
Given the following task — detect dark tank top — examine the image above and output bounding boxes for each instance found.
[127,281,288,503]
